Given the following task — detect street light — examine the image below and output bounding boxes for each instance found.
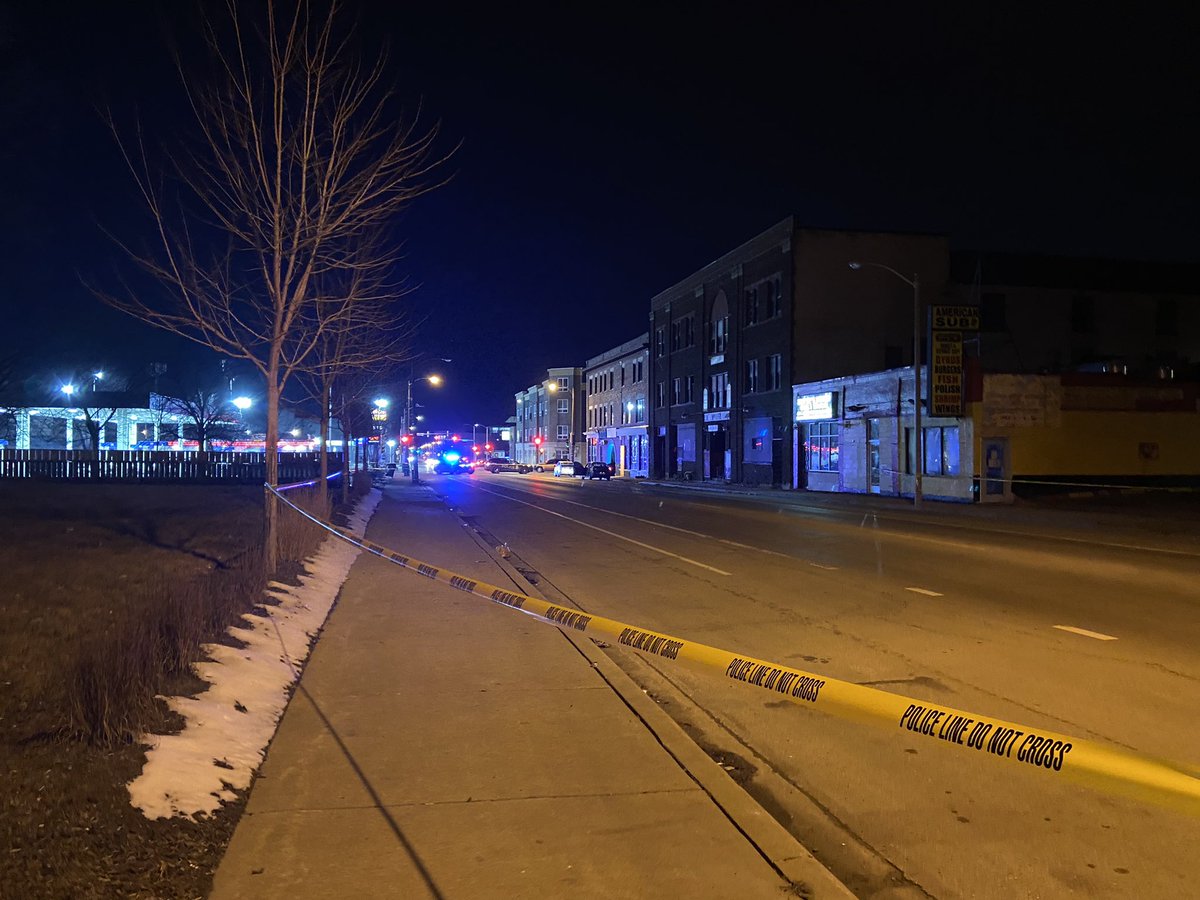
[405,374,443,483]
[61,384,75,397]
[848,260,923,509]
[92,371,104,391]
[232,396,252,410]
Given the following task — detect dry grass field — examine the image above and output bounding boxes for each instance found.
[0,480,336,899]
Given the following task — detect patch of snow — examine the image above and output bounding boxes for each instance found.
[127,489,382,820]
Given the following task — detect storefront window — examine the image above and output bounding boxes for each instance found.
[806,422,839,471]
[922,425,960,476]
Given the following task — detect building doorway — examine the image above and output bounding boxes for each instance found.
[654,433,667,478]
[868,418,882,493]
[706,427,726,481]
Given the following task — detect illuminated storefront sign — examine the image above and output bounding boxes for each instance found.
[795,391,836,421]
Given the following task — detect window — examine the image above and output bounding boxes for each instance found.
[709,292,730,354]
[805,422,839,472]
[764,275,782,319]
[656,327,666,357]
[671,315,695,352]
[636,398,646,423]
[557,425,569,441]
[744,286,759,326]
[656,381,667,408]
[558,399,568,413]
[745,359,759,393]
[768,354,782,391]
[921,426,961,476]
[620,365,626,386]
[709,372,729,409]
[1071,295,1095,333]
[671,377,696,405]
[557,377,568,391]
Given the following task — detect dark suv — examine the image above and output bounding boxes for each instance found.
[584,461,614,480]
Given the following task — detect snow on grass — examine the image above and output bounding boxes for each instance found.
[127,489,382,820]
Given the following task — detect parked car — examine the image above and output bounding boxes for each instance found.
[534,458,561,472]
[553,459,587,478]
[486,456,531,474]
[584,461,614,480]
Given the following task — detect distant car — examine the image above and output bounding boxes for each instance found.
[584,461,614,480]
[434,458,474,475]
[534,458,561,472]
[553,459,587,478]
[486,456,531,474]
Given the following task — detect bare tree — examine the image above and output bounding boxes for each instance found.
[99,1,449,570]
[157,369,245,451]
[330,369,381,503]
[297,245,415,507]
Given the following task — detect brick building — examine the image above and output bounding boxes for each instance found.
[648,217,948,485]
[584,334,649,476]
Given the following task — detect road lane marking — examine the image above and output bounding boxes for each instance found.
[480,482,805,566]
[477,486,731,575]
[809,562,839,570]
[1053,625,1118,641]
[905,587,944,597]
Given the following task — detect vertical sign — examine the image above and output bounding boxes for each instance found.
[928,305,979,418]
[930,331,964,417]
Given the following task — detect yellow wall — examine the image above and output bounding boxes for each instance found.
[970,405,1200,476]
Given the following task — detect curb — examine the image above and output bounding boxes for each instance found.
[445,493,855,899]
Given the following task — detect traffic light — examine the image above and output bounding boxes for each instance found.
[451,434,460,442]
[400,434,413,445]
[472,445,480,452]
[485,443,493,451]
[533,435,543,448]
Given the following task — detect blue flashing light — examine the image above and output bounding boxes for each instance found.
[442,450,461,463]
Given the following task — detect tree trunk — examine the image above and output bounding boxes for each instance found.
[340,425,351,505]
[318,380,331,512]
[264,355,280,575]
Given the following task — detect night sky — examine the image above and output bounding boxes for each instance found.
[2,2,1197,430]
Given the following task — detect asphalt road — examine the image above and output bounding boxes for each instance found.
[419,471,1200,899]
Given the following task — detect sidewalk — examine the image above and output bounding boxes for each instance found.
[627,476,1200,552]
[211,482,851,899]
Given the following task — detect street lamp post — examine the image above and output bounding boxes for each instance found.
[405,374,442,484]
[849,261,923,509]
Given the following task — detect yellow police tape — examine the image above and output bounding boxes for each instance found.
[269,484,1200,817]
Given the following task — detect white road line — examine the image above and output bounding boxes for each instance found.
[809,562,839,570]
[482,481,803,564]
[1053,625,1119,641]
[905,587,944,597]
[477,486,731,576]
